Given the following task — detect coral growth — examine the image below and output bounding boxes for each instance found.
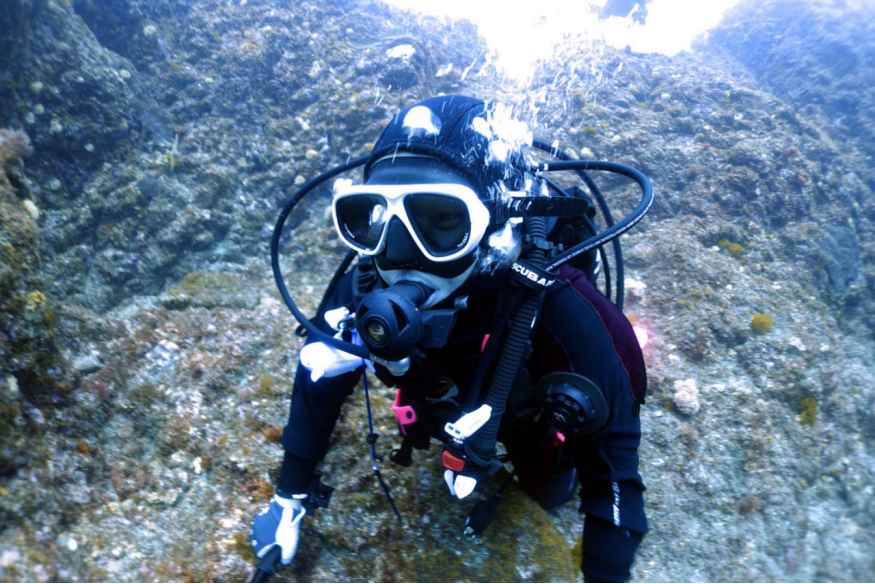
[672,378,701,415]
[717,238,745,256]
[750,313,774,333]
[0,129,33,189]
[258,375,274,396]
[0,129,33,164]
[798,397,818,425]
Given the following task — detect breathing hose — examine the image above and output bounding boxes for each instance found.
[540,174,613,305]
[271,155,371,359]
[539,160,652,277]
[466,215,548,464]
[532,139,624,308]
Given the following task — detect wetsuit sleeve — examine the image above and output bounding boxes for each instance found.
[536,266,649,581]
[276,270,361,495]
[575,403,647,582]
[581,514,643,583]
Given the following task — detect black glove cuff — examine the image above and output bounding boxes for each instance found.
[277,450,318,496]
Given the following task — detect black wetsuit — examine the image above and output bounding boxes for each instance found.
[277,264,648,582]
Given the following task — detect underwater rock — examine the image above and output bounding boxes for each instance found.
[818,225,862,296]
[0,129,75,487]
[0,132,70,393]
[0,0,145,191]
[2,0,875,582]
[706,0,875,190]
[72,353,103,375]
[0,0,490,312]
[401,485,577,583]
[672,378,700,415]
[166,272,259,310]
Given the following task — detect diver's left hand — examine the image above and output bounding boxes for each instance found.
[250,495,306,565]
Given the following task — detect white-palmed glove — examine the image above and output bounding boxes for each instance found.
[299,308,375,382]
[250,495,306,565]
[441,405,493,499]
[443,469,479,499]
[299,332,370,382]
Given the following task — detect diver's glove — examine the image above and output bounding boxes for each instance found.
[299,331,373,382]
[299,307,379,382]
[441,405,499,500]
[443,466,481,500]
[250,494,306,565]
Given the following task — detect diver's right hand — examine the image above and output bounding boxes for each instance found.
[250,494,306,565]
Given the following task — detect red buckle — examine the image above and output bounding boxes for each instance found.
[442,450,466,472]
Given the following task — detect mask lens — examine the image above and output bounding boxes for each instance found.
[335,195,388,250]
[405,193,472,255]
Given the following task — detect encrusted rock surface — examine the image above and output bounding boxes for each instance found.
[1,0,873,581]
[1,128,77,485]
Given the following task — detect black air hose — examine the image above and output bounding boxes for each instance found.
[541,175,612,303]
[271,155,372,359]
[462,287,528,412]
[295,249,357,337]
[467,216,548,462]
[531,139,625,309]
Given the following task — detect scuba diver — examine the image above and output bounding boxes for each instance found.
[251,95,653,583]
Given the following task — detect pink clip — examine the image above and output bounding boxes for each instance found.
[392,389,417,436]
[556,431,566,443]
[481,334,490,353]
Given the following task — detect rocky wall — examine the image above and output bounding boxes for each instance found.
[0,0,873,581]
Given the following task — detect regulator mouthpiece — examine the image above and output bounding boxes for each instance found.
[355,281,459,361]
[355,282,428,361]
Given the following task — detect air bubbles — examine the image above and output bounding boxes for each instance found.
[435,63,453,77]
[333,178,353,194]
[472,103,533,166]
[386,44,416,59]
[480,219,522,274]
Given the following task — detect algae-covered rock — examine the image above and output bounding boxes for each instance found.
[0,130,75,482]
[0,0,145,192]
[164,271,259,310]
[2,0,875,582]
[402,486,577,583]
[0,131,72,396]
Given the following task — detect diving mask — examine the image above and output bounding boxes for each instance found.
[331,183,491,262]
